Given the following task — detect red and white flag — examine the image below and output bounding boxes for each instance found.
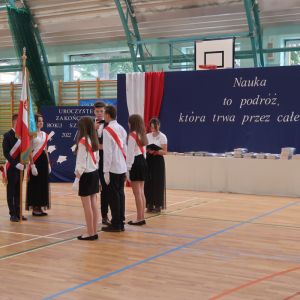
[126,72,165,132]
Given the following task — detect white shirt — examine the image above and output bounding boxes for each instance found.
[32,131,47,157]
[147,132,168,147]
[103,120,127,174]
[96,119,105,139]
[126,131,146,171]
[75,137,99,176]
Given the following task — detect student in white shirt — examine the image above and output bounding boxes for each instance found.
[126,114,151,226]
[102,105,127,232]
[145,117,168,213]
[72,116,100,240]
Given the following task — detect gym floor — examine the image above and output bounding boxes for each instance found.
[0,183,299,300]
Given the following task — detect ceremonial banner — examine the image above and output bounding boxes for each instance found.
[41,106,94,182]
[15,67,37,163]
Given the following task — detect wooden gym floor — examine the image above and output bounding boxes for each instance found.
[0,183,300,300]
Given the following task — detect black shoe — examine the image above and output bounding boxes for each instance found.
[22,216,27,221]
[128,220,145,226]
[77,235,95,240]
[41,212,48,216]
[94,234,98,239]
[101,225,121,232]
[143,220,146,225]
[32,212,44,217]
[10,216,19,222]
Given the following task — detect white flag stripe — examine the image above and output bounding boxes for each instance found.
[20,68,28,128]
[126,72,145,118]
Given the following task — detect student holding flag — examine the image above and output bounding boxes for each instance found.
[102,105,127,232]
[26,114,51,216]
[2,114,27,222]
[3,54,37,222]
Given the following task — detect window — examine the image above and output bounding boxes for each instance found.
[285,40,300,66]
[181,47,194,70]
[70,52,134,81]
[235,44,241,68]
[0,59,22,84]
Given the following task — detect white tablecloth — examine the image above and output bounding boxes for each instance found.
[164,156,300,197]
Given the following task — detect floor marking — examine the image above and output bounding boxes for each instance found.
[0,230,62,239]
[42,199,300,299]
[125,229,198,239]
[208,266,300,300]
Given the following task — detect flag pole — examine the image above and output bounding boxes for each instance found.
[20,47,27,223]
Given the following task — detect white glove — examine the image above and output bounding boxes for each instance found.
[48,164,51,174]
[72,178,80,191]
[126,171,131,183]
[104,172,110,185]
[31,164,38,176]
[16,163,24,171]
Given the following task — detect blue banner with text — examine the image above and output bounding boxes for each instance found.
[41,106,95,183]
[117,66,300,154]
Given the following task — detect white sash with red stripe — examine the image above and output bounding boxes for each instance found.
[27,132,48,180]
[2,139,21,183]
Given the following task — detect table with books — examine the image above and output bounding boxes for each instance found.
[164,148,300,197]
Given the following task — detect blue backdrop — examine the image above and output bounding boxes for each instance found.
[41,106,95,182]
[117,66,300,153]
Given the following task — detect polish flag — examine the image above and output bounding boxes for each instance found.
[15,67,37,164]
[126,72,165,133]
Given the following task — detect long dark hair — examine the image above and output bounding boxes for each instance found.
[35,113,43,123]
[128,114,148,146]
[149,116,160,131]
[75,116,99,154]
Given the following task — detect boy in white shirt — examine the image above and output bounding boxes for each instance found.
[102,105,127,232]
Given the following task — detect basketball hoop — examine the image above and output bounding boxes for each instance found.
[199,64,217,70]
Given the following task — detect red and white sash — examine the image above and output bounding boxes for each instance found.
[2,139,21,184]
[104,127,126,160]
[129,133,145,156]
[27,132,49,179]
[78,138,98,167]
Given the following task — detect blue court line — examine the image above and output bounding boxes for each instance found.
[43,200,300,299]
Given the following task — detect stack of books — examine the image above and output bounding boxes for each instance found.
[257,153,269,159]
[292,154,300,160]
[225,152,234,158]
[216,153,226,157]
[234,148,248,158]
[267,154,280,159]
[280,147,296,160]
[205,153,216,157]
[244,152,257,159]
[195,152,207,157]
[184,152,195,156]
[175,153,185,156]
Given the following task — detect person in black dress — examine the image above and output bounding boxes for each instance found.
[144,117,168,213]
[26,114,51,216]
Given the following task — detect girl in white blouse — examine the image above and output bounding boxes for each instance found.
[126,114,151,225]
[72,116,100,240]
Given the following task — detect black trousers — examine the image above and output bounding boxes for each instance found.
[6,172,21,217]
[99,168,109,219]
[99,149,109,219]
[107,172,125,229]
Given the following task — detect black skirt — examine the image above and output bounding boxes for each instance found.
[26,150,50,210]
[130,154,151,182]
[144,154,166,209]
[79,170,99,197]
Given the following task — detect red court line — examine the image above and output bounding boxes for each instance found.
[209,266,300,300]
